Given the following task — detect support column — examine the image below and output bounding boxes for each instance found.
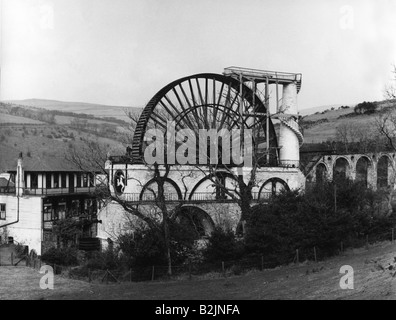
[278,82,300,166]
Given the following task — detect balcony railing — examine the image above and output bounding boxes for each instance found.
[0,186,96,196]
[114,191,273,204]
[0,187,16,194]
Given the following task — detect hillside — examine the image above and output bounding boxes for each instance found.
[0,101,128,172]
[300,99,396,144]
[3,99,142,122]
[2,97,395,173]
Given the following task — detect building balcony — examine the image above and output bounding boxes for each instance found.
[0,186,96,196]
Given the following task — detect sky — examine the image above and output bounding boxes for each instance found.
[0,0,395,111]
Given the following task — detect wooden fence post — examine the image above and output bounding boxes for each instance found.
[392,228,394,243]
[341,241,343,253]
[366,235,369,250]
[188,260,192,280]
[130,268,132,282]
[261,255,264,271]
[222,261,225,277]
[11,252,13,266]
[151,266,155,281]
[314,247,317,263]
[296,249,299,264]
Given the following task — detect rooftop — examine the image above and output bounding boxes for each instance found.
[5,154,89,173]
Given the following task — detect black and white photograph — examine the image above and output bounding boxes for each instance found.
[0,0,396,305]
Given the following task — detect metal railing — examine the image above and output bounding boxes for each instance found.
[116,191,272,204]
[223,66,302,83]
[21,186,95,196]
[0,187,16,194]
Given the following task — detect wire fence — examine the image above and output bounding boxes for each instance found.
[3,227,395,283]
[36,227,396,284]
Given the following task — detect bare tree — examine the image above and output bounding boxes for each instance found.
[375,110,396,214]
[65,111,192,276]
[384,64,396,100]
[336,122,350,153]
[335,122,377,153]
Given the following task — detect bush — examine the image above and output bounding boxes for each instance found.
[41,247,79,266]
[245,179,396,265]
[202,227,244,263]
[85,249,120,270]
[354,101,377,115]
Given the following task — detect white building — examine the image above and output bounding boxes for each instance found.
[0,153,100,255]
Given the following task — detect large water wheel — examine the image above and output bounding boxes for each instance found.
[131,73,278,165]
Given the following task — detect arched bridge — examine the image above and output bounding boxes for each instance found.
[306,152,396,189]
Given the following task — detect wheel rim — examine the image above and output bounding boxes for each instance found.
[131,73,278,165]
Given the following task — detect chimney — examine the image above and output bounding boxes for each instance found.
[16,152,24,196]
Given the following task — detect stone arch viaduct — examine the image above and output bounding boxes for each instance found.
[307,152,396,190]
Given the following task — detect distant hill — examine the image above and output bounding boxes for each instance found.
[3,99,142,121]
[300,99,396,144]
[299,103,355,116]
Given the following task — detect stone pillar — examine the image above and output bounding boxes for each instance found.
[348,156,356,181]
[368,161,377,190]
[279,82,299,165]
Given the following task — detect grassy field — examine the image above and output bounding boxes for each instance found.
[2,241,396,300]
[4,99,141,122]
[0,113,45,125]
[301,106,384,143]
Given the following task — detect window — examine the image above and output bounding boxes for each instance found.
[84,199,94,214]
[31,173,38,189]
[53,174,59,189]
[89,173,95,187]
[76,173,82,188]
[0,204,6,220]
[46,174,52,189]
[57,203,66,220]
[83,174,88,187]
[71,200,80,216]
[43,204,53,221]
[61,173,67,188]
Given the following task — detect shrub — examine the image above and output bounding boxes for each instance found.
[41,247,79,266]
[85,249,120,270]
[245,179,396,265]
[117,220,197,269]
[202,227,244,263]
[354,101,377,115]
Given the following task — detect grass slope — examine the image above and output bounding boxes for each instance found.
[1,241,396,300]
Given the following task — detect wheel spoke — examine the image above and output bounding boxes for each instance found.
[131,73,278,165]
